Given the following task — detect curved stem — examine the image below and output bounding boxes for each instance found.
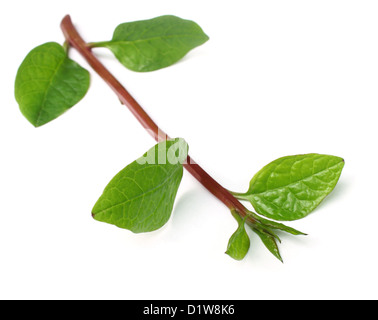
[60,15,253,222]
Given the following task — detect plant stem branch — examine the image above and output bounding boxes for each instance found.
[60,15,253,221]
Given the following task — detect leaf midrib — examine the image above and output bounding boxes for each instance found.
[34,54,66,126]
[103,33,207,47]
[250,161,343,196]
[94,165,182,215]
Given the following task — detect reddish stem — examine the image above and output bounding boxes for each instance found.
[60,15,251,220]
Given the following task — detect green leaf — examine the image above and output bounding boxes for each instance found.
[92,15,209,72]
[247,211,306,236]
[15,42,90,127]
[226,211,250,261]
[92,138,188,233]
[235,154,345,221]
[253,227,283,262]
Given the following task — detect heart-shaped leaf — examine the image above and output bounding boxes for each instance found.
[15,42,90,127]
[234,154,344,221]
[92,138,188,233]
[91,15,209,72]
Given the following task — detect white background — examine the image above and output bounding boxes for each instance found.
[1,0,377,300]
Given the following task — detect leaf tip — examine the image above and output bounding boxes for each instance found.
[32,121,44,128]
[275,248,284,263]
[225,251,246,261]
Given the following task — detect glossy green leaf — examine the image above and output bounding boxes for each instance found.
[92,138,188,233]
[235,154,345,221]
[226,211,250,261]
[15,42,90,127]
[91,15,209,72]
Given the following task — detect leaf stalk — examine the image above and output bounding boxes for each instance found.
[60,15,252,222]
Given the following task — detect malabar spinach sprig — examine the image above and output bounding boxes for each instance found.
[14,15,344,262]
